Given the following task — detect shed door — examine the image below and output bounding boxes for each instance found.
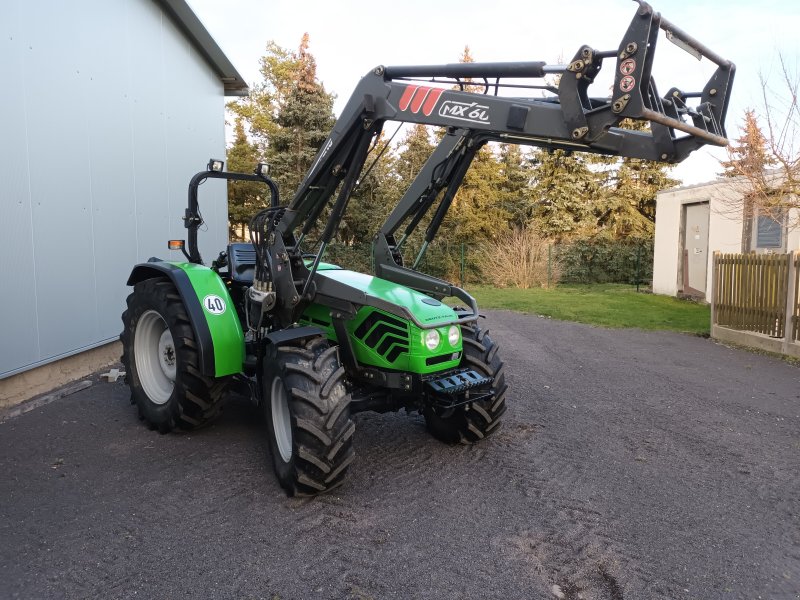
[682,202,710,295]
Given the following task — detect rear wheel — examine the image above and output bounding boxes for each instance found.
[264,337,355,496]
[423,323,507,443]
[121,278,228,432]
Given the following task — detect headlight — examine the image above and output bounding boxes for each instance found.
[448,325,460,346]
[423,329,441,351]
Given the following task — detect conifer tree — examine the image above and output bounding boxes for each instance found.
[596,120,679,239]
[720,109,776,178]
[529,148,600,240]
[497,144,534,227]
[229,34,335,203]
[226,116,263,239]
[266,34,336,201]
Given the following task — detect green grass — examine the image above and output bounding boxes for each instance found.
[466,283,710,335]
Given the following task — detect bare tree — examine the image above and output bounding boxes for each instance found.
[722,54,800,232]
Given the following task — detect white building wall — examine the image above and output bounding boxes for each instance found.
[653,180,745,298]
[0,0,227,377]
[652,189,683,296]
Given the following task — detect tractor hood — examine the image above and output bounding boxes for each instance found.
[316,268,457,326]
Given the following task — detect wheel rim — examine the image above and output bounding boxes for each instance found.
[134,310,176,405]
[271,376,293,462]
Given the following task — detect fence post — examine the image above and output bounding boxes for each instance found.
[635,243,642,292]
[460,243,465,288]
[547,244,552,288]
[783,251,798,354]
[710,251,720,331]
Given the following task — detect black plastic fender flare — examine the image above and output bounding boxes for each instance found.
[127,260,216,376]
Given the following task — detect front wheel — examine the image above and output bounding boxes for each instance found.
[423,323,507,443]
[264,337,355,496]
[121,278,228,432]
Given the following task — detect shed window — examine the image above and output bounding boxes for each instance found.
[756,215,782,248]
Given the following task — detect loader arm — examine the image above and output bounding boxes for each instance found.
[261,0,734,326]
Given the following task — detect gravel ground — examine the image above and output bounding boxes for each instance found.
[1,310,798,600]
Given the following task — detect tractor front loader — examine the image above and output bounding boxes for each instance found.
[121,1,734,495]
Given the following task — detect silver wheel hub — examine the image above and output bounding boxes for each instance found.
[271,376,293,462]
[134,310,176,405]
[157,329,177,380]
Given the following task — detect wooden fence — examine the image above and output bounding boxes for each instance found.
[711,251,800,357]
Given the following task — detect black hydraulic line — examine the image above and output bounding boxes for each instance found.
[298,178,341,240]
[382,132,465,238]
[397,186,443,247]
[301,128,375,299]
[396,147,466,246]
[411,148,476,270]
[424,151,475,245]
[354,123,401,194]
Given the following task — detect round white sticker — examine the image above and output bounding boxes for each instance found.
[202,294,226,315]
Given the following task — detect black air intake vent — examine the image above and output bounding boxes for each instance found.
[354,311,409,363]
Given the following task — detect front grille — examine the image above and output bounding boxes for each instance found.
[354,311,409,363]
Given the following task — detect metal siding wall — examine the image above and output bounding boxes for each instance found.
[84,0,139,339]
[127,0,172,265]
[0,2,40,373]
[22,2,98,359]
[159,14,227,265]
[0,0,227,377]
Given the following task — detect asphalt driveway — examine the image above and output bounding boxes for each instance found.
[1,310,798,599]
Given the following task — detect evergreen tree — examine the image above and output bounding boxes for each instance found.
[720,109,776,178]
[447,145,510,244]
[395,124,436,186]
[229,34,335,203]
[529,148,601,240]
[596,120,679,239]
[719,110,781,244]
[266,34,336,201]
[226,116,264,239]
[497,144,534,227]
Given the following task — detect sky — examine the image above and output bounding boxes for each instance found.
[186,0,800,185]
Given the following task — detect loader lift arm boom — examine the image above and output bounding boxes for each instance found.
[263,0,734,326]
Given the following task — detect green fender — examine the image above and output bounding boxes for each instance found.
[127,261,245,377]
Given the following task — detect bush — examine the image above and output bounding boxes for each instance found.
[478,227,558,289]
[556,237,653,284]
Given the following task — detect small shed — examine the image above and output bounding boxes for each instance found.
[0,0,247,383]
[653,178,800,300]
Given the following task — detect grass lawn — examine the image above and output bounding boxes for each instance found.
[467,283,710,335]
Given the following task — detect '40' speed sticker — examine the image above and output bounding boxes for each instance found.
[203,294,227,315]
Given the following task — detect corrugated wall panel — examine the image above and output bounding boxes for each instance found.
[0,0,228,377]
[82,0,138,338]
[159,13,227,265]
[127,0,172,266]
[0,2,40,373]
[22,1,99,359]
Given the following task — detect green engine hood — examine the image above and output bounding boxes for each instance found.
[301,269,463,374]
[317,269,457,325]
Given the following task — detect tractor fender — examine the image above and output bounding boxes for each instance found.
[127,261,245,377]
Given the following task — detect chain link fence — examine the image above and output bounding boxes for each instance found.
[321,237,653,288]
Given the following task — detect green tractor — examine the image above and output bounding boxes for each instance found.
[121,2,733,495]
